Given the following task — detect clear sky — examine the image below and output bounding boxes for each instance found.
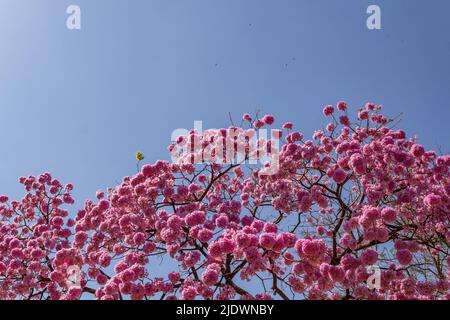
[1,0,450,206]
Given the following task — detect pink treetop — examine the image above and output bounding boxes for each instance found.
[0,102,449,300]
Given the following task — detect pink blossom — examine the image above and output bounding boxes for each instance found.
[99,253,112,268]
[65,286,82,300]
[337,101,347,111]
[262,114,275,125]
[208,242,222,258]
[185,211,206,227]
[74,231,88,245]
[254,119,265,128]
[328,265,345,283]
[202,267,220,286]
[381,207,397,223]
[96,274,108,285]
[259,232,277,250]
[215,215,229,228]
[220,238,235,254]
[198,228,213,243]
[133,232,146,245]
[181,286,197,300]
[397,249,413,265]
[332,169,347,184]
[349,154,366,174]
[358,110,369,120]
[323,105,334,116]
[361,249,378,265]
[410,144,425,157]
[242,113,252,122]
[423,194,441,207]
[339,115,350,126]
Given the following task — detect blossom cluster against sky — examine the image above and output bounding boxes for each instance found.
[1,0,449,204]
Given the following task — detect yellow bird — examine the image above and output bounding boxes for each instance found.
[135,151,144,161]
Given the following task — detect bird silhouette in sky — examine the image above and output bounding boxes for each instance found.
[284,58,296,68]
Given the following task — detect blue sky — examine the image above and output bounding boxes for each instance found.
[1,0,450,206]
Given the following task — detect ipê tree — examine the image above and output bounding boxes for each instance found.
[0,102,449,300]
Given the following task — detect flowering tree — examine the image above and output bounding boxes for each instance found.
[0,102,449,300]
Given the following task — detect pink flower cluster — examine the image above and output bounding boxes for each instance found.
[0,102,448,300]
